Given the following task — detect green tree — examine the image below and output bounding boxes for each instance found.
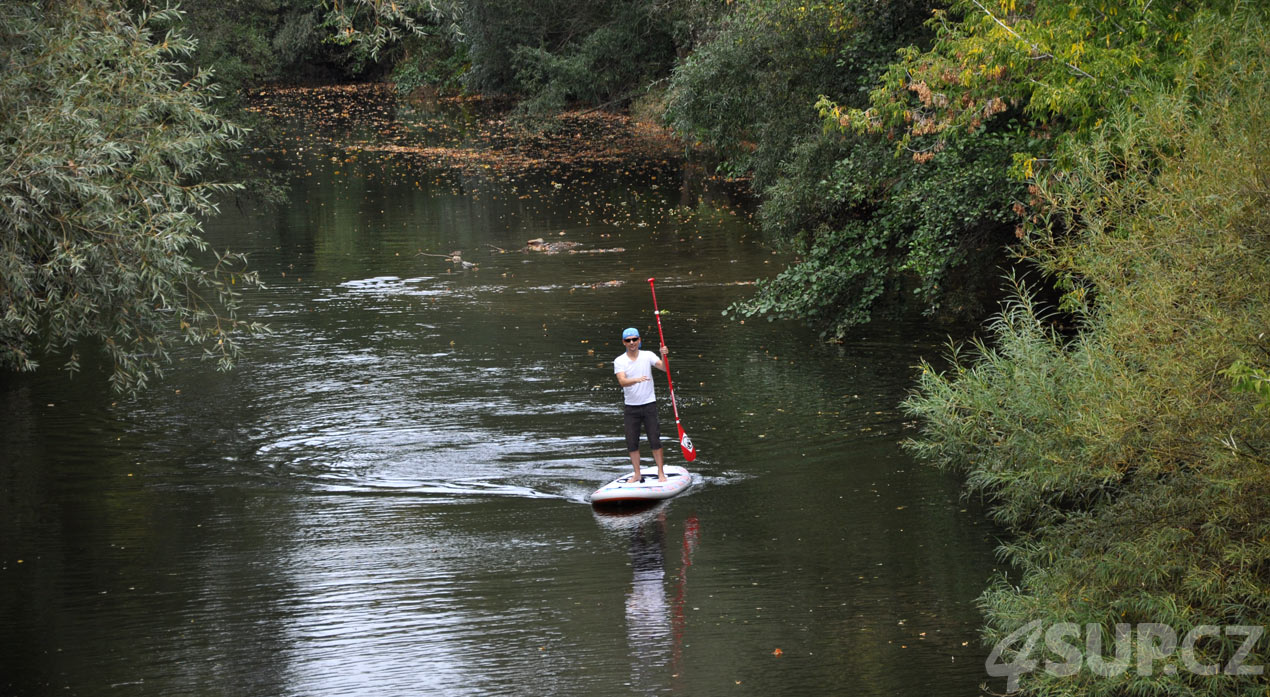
[324,0,686,114]
[323,0,459,64]
[507,0,677,119]
[904,9,1270,694]
[666,0,1023,337]
[825,0,1236,174]
[389,31,470,97]
[174,0,338,94]
[666,0,932,187]
[728,127,1022,338]
[0,1,266,396]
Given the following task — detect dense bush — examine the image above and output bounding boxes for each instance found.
[904,10,1270,694]
[390,32,469,97]
[666,0,932,187]
[507,0,677,119]
[827,0,1239,177]
[328,0,684,114]
[167,0,358,95]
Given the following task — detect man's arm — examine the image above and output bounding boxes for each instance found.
[653,345,669,372]
[615,370,649,387]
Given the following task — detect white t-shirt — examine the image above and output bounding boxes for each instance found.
[614,350,658,406]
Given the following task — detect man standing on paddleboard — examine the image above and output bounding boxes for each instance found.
[614,327,670,482]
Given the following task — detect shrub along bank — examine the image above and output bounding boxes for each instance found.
[903,10,1270,694]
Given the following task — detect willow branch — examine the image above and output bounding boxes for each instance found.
[970,0,1096,81]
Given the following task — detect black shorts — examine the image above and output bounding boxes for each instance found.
[623,401,662,452]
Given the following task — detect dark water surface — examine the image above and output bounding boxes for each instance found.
[1,100,1001,696]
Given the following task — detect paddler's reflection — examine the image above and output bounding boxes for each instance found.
[616,508,699,690]
[626,509,670,684]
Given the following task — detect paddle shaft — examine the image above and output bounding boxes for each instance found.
[648,278,695,460]
[647,278,682,421]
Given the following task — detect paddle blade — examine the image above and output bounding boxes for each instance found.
[678,425,697,461]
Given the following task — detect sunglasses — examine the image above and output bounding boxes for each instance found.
[624,337,640,343]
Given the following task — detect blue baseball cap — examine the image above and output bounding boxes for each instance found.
[622,327,640,340]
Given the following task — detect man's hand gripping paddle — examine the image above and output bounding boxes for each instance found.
[648,278,697,462]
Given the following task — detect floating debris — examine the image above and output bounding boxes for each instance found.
[522,238,580,254]
[417,250,477,270]
[244,83,683,177]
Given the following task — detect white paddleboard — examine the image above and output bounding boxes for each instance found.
[590,465,693,505]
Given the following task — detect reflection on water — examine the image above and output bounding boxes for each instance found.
[594,504,700,694]
[0,99,1004,696]
[625,511,672,688]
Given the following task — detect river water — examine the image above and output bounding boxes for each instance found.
[1,91,1002,696]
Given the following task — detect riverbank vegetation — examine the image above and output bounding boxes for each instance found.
[901,5,1270,694]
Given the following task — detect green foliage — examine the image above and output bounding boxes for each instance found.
[0,1,267,396]
[671,0,1021,336]
[322,0,460,64]
[390,32,470,96]
[150,0,394,96]
[327,0,681,112]
[903,10,1270,694]
[170,1,457,92]
[453,0,679,117]
[666,0,933,188]
[826,0,1238,169]
[1221,360,1270,413]
[728,128,1022,337]
[509,0,676,120]
[174,0,331,94]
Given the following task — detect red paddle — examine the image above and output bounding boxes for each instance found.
[648,277,697,462]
